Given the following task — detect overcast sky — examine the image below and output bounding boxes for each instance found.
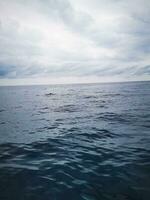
[0,0,150,85]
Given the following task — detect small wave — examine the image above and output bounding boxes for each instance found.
[0,122,5,125]
[93,128,116,138]
[0,109,5,113]
[96,112,129,123]
[84,95,97,99]
[37,110,50,114]
[45,92,55,96]
[55,105,77,113]
[102,93,121,97]
[33,125,59,133]
[80,129,116,140]
[41,106,49,110]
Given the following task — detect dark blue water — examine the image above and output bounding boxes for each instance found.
[0,81,150,200]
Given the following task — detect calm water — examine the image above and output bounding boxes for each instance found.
[0,81,150,200]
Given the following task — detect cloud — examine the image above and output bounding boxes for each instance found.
[0,0,150,85]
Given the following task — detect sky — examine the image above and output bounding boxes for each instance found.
[0,0,150,85]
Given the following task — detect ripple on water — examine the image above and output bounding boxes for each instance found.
[0,82,150,200]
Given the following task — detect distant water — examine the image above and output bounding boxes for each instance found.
[0,81,150,200]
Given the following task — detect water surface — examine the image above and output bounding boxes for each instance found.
[0,81,150,200]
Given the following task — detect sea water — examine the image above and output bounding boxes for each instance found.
[0,81,150,200]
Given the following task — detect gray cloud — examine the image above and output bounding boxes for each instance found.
[0,0,150,84]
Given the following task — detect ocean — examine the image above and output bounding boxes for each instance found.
[0,81,150,200]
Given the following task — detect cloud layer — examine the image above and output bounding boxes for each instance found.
[0,0,150,85]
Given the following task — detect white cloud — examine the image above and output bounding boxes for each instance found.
[0,0,150,85]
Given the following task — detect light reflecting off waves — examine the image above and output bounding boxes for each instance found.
[0,82,150,200]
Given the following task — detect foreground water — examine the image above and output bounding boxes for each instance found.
[0,81,150,200]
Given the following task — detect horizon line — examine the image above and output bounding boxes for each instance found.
[0,79,149,87]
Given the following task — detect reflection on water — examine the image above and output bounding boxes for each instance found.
[0,82,150,200]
